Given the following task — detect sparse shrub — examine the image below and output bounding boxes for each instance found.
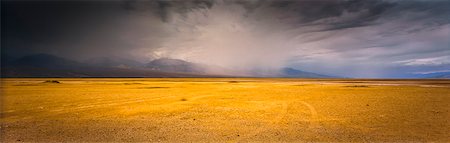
[142,87,169,89]
[344,85,369,88]
[228,81,239,83]
[43,80,60,84]
[181,98,187,101]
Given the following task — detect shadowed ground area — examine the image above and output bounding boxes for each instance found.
[1,78,449,142]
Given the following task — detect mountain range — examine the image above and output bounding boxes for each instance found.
[411,71,450,79]
[1,54,337,78]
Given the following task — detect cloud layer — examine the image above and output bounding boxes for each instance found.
[2,0,450,77]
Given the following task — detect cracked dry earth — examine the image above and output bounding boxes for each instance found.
[1,78,449,142]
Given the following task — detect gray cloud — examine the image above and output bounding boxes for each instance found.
[3,0,449,77]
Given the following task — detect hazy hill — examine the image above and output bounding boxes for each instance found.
[433,74,450,78]
[8,54,84,70]
[407,71,450,79]
[278,68,335,78]
[145,58,206,74]
[86,57,144,68]
[424,72,450,79]
[2,54,209,77]
[2,54,336,78]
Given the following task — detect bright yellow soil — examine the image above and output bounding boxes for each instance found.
[1,78,449,142]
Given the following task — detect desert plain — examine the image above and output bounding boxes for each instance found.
[1,78,449,142]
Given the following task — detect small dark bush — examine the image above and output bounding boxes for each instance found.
[181,98,187,101]
[43,80,60,84]
[344,85,369,88]
[141,87,169,89]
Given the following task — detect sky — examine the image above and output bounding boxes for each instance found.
[2,0,450,78]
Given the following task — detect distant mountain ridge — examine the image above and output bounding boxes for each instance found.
[2,54,336,78]
[9,54,84,69]
[279,68,335,78]
[145,58,206,74]
[2,54,208,77]
[86,57,144,68]
[416,71,450,79]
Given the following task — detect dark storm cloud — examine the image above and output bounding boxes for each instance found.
[2,0,449,77]
[122,0,397,28]
[122,0,214,22]
[260,0,397,30]
[270,0,363,22]
[2,1,126,57]
[2,0,168,61]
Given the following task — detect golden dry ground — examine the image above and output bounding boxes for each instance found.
[1,78,449,142]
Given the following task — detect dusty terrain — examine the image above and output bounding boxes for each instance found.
[1,78,449,142]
